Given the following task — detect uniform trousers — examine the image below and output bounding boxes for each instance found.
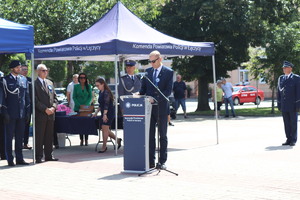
[149,105,168,165]
[35,119,54,160]
[5,118,25,163]
[0,116,6,159]
[282,111,298,143]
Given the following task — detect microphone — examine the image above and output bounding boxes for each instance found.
[140,72,148,79]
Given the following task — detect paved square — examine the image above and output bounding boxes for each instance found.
[1,115,300,200]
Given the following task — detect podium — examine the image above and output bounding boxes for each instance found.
[121,95,153,173]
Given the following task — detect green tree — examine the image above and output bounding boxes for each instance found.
[43,60,67,84]
[83,62,115,86]
[244,0,300,113]
[153,0,263,110]
[152,0,300,111]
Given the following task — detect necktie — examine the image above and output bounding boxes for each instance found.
[153,69,158,86]
[131,75,134,82]
[43,80,48,93]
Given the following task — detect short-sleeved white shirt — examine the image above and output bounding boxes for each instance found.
[221,82,233,98]
[67,81,78,110]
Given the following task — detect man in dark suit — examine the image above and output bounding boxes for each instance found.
[277,61,300,146]
[35,64,58,163]
[2,60,30,166]
[139,50,174,169]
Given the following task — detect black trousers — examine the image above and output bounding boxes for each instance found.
[0,115,6,159]
[149,106,168,165]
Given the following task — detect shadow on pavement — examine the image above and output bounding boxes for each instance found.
[265,145,294,151]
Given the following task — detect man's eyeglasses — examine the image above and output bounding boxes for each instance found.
[149,57,159,64]
[22,69,28,72]
[79,77,86,79]
[41,69,48,72]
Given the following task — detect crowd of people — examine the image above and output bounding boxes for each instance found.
[0,53,297,169]
[0,50,193,169]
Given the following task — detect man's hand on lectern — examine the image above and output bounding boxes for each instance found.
[132,92,140,98]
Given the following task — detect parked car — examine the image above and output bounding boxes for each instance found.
[232,85,264,105]
[54,88,67,103]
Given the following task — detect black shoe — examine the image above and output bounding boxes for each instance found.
[224,115,229,118]
[8,162,15,166]
[232,115,236,118]
[98,147,107,153]
[1,156,6,160]
[184,115,188,119]
[282,141,290,146]
[23,144,32,150]
[54,145,59,149]
[290,142,296,146]
[149,164,155,168]
[36,159,43,163]
[168,122,174,126]
[16,160,29,165]
[45,157,59,161]
[117,138,122,149]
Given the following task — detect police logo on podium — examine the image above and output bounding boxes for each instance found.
[125,102,131,108]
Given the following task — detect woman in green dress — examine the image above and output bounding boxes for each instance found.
[73,73,93,146]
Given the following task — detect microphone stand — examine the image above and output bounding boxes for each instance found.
[138,74,178,176]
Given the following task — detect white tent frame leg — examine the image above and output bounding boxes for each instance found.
[212,55,219,144]
[114,55,119,156]
[31,53,36,163]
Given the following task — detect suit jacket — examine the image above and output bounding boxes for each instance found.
[35,78,58,121]
[72,84,93,112]
[140,66,173,115]
[2,74,30,119]
[277,73,300,112]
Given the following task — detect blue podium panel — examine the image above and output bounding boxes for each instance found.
[123,97,152,173]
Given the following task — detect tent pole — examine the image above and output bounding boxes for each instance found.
[212,55,219,144]
[114,55,119,156]
[31,53,36,163]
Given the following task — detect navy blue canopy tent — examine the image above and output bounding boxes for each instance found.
[34,2,219,149]
[0,18,35,161]
[0,18,34,54]
[34,2,214,60]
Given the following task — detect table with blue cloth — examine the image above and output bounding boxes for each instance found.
[55,115,123,150]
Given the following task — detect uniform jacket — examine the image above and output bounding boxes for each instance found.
[35,78,58,121]
[139,66,173,115]
[277,73,300,112]
[118,74,142,96]
[1,74,30,119]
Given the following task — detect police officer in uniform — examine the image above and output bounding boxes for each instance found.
[118,60,141,111]
[2,60,30,166]
[0,72,5,161]
[277,61,300,146]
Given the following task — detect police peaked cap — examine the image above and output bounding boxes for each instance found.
[124,60,136,66]
[282,61,294,68]
[9,60,21,69]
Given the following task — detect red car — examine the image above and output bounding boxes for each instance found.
[232,85,264,105]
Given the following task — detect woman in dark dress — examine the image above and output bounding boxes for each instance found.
[92,77,122,153]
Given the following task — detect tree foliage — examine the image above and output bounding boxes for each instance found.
[152,0,300,111]
[83,62,115,86]
[153,0,263,110]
